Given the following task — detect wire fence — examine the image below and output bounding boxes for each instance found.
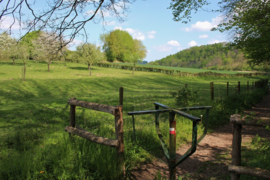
[0,79,267,162]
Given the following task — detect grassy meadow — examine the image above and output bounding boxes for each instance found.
[0,60,268,179]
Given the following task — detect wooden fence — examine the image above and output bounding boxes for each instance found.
[209,79,268,101]
[229,114,270,180]
[65,87,125,178]
[94,62,270,77]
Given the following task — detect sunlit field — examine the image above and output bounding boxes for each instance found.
[0,60,267,179]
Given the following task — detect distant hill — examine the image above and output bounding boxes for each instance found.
[148,43,270,71]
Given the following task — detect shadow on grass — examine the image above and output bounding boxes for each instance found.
[0,62,26,66]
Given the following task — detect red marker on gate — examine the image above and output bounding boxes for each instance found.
[169,128,175,134]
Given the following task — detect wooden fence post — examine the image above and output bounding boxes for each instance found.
[231,123,242,180]
[115,106,125,178]
[119,87,123,106]
[211,82,214,101]
[69,97,76,137]
[117,87,124,178]
[238,81,240,94]
[227,82,229,96]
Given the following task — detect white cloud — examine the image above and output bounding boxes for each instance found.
[113,26,145,40]
[0,16,22,30]
[148,31,156,35]
[188,40,198,47]
[167,40,180,47]
[199,34,209,38]
[102,21,116,26]
[154,40,181,52]
[147,31,156,39]
[183,16,221,32]
[208,39,221,44]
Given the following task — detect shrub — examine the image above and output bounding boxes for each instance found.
[170,87,198,107]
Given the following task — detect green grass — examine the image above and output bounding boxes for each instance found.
[114,62,244,74]
[0,59,268,179]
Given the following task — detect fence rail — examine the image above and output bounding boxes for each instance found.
[229,114,270,180]
[65,87,125,178]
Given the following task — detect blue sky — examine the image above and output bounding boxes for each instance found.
[1,0,227,62]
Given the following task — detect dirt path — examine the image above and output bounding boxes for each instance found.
[130,92,270,180]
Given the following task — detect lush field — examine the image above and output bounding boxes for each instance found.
[114,62,243,74]
[0,60,268,179]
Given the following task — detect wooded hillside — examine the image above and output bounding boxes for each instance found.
[149,43,270,72]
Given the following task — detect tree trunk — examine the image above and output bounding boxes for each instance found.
[48,63,50,72]
[89,64,92,76]
[23,62,26,81]
[13,58,15,65]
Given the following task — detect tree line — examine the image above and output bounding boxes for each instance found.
[149,43,270,72]
[0,29,147,76]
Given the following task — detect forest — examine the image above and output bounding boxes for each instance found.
[149,43,270,72]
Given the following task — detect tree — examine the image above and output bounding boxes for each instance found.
[0,32,16,61]
[213,0,270,66]
[32,32,66,72]
[76,43,105,76]
[0,0,135,48]
[129,39,147,74]
[101,29,135,62]
[20,31,41,60]
[169,0,270,66]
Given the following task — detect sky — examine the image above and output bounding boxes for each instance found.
[0,0,228,62]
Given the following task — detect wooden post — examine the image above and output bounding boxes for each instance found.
[117,87,124,177]
[115,106,125,178]
[69,97,76,137]
[119,87,123,106]
[247,81,249,92]
[227,82,229,96]
[211,82,214,101]
[231,123,242,180]
[238,81,240,94]
[169,112,176,180]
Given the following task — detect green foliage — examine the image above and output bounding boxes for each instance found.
[20,30,41,59]
[169,0,270,67]
[101,29,135,62]
[170,87,198,107]
[76,43,105,75]
[213,0,270,66]
[149,42,270,71]
[101,29,147,66]
[168,0,210,23]
[240,135,270,180]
